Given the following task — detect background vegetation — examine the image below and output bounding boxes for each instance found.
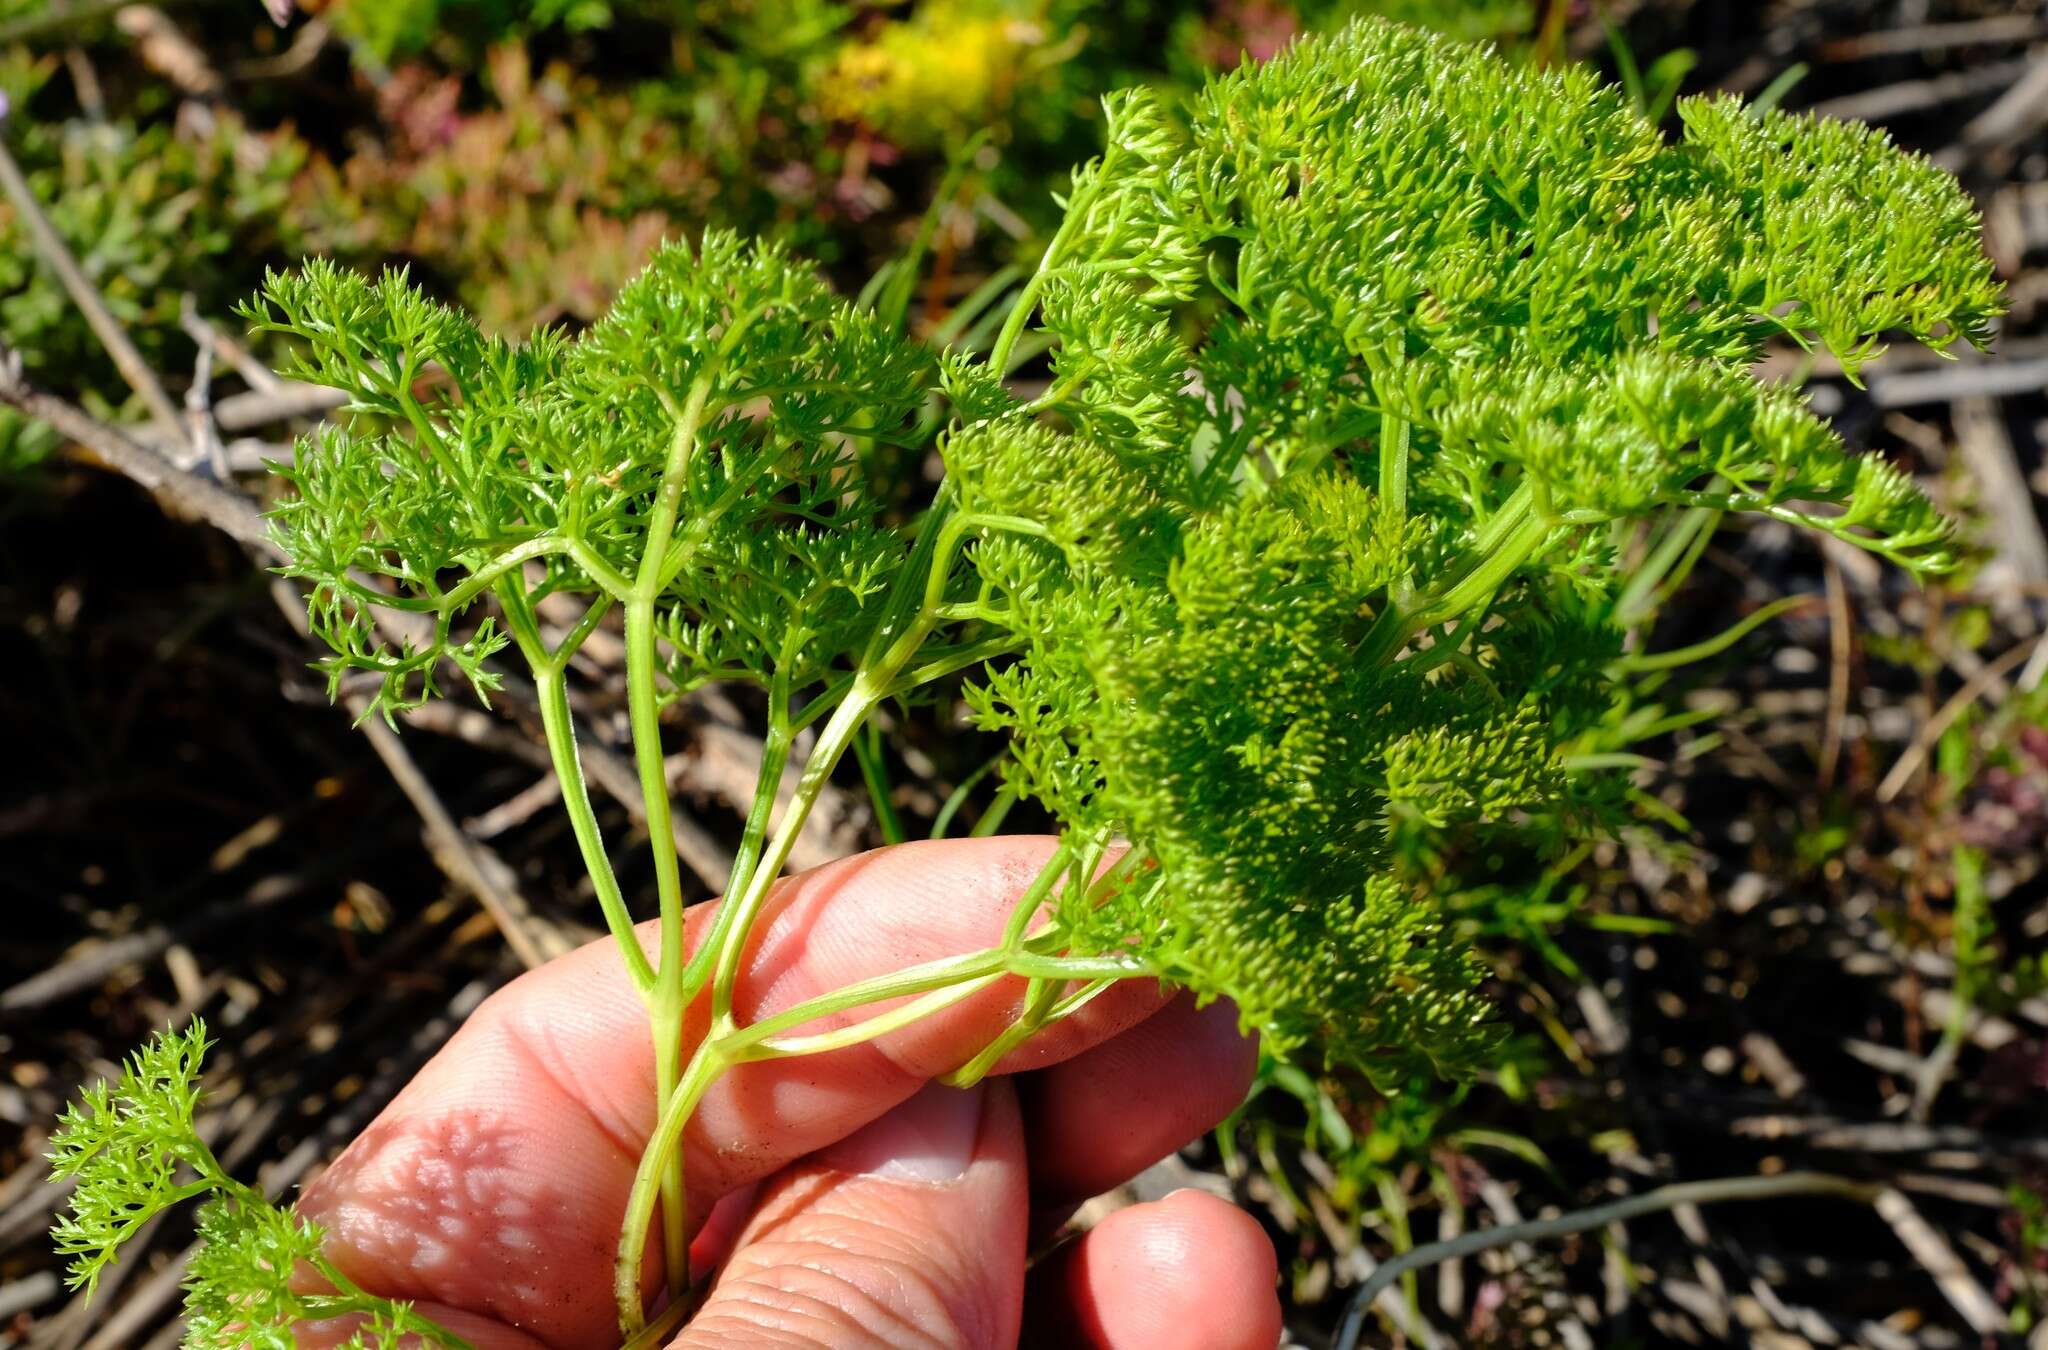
[1,0,2045,1346]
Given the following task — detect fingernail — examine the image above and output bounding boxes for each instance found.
[817,1081,985,1184]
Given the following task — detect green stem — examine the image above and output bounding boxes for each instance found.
[393,363,476,512]
[969,782,1019,837]
[623,383,716,1306]
[943,976,1061,1088]
[533,664,652,991]
[619,590,692,1301]
[988,183,1097,375]
[687,505,988,1023]
[727,945,1023,1050]
[437,538,575,611]
[669,681,795,1022]
[852,722,908,846]
[885,634,1024,695]
[930,750,1005,840]
[1380,411,1412,603]
[1003,952,1148,980]
[1361,482,1553,667]
[307,1256,479,1350]
[570,539,635,600]
[553,593,617,661]
[613,492,993,1333]
[1614,505,1716,628]
[720,702,792,917]
[640,382,717,599]
[1614,594,1814,673]
[614,1038,725,1335]
[741,972,1011,1060]
[709,684,880,1028]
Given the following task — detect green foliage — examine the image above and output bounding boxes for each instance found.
[49,1023,212,1299]
[49,1023,470,1349]
[241,232,935,718]
[952,19,1992,1074]
[50,16,1999,1340]
[257,17,1993,1077]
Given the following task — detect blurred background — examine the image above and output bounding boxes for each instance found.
[1,1,2046,1345]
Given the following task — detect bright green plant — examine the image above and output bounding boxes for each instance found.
[54,18,1999,1344]
[49,1022,473,1348]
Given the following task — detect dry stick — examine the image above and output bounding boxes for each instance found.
[180,304,281,394]
[404,702,553,767]
[0,138,186,447]
[230,15,331,79]
[1876,635,2048,801]
[268,581,571,971]
[180,297,228,480]
[0,1273,58,1321]
[134,1323,182,1350]
[114,5,223,99]
[1872,1187,2006,1335]
[1333,1173,1879,1350]
[1871,354,2048,407]
[1962,51,2048,151]
[1807,58,2030,124]
[1726,1111,2048,1162]
[1953,393,2048,587]
[2023,633,2048,695]
[0,353,275,554]
[1818,558,1851,792]
[348,693,569,970]
[465,772,565,841]
[1817,14,2048,59]
[211,380,349,431]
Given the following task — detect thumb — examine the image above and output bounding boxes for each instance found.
[673,1079,1027,1350]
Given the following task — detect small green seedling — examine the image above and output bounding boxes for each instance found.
[54,20,1999,1346]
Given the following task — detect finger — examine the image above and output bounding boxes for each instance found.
[300,837,1168,1348]
[1017,993,1255,1231]
[1021,1190,1282,1350]
[676,1078,1027,1350]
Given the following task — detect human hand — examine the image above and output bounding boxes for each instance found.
[296,838,1283,1349]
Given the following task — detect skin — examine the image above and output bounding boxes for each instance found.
[297,837,1284,1349]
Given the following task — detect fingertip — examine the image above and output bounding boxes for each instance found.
[1026,1190,1281,1350]
[1022,994,1258,1216]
